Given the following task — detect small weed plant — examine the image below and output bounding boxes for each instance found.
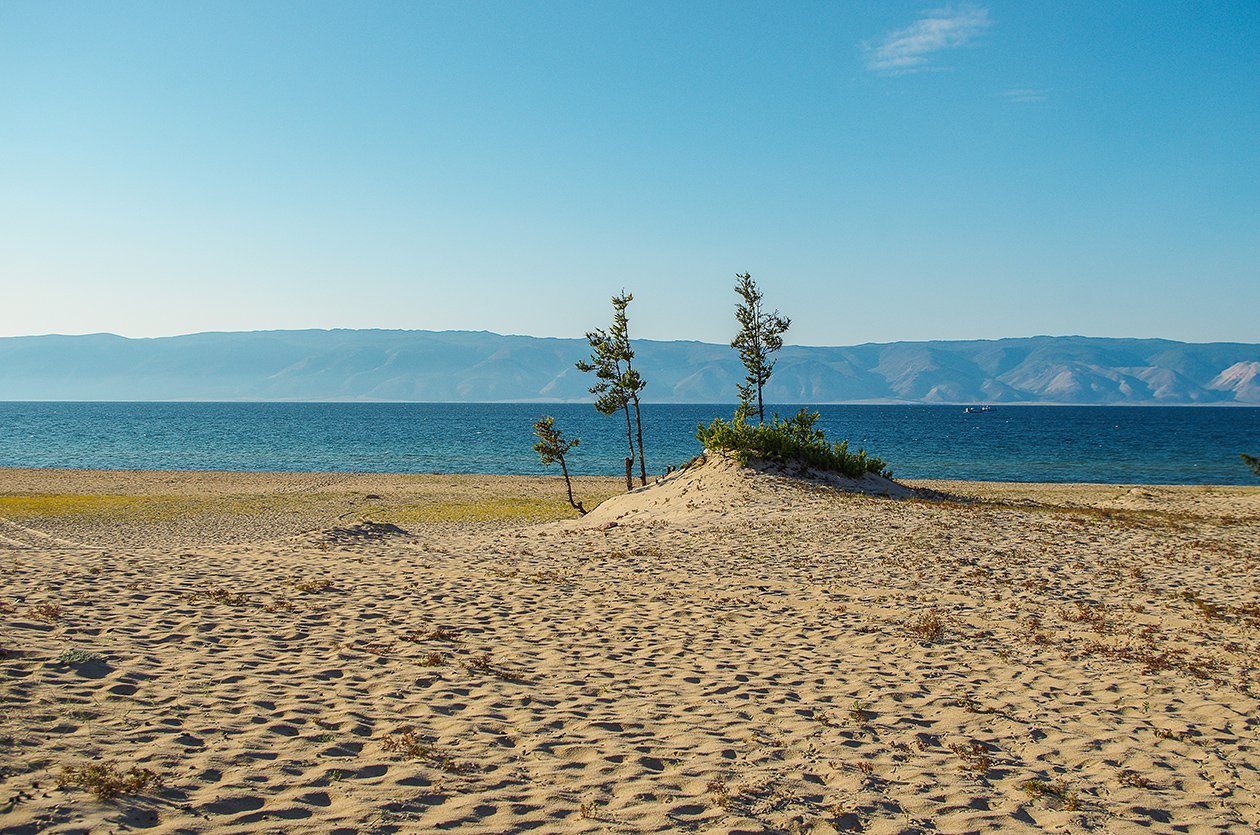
[380,726,467,773]
[29,603,63,623]
[908,608,947,643]
[57,649,103,665]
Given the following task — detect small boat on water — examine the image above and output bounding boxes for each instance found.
[964,405,993,413]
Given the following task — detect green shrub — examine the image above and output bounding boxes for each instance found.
[696,408,890,478]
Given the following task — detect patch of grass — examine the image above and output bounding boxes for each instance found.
[293,578,333,593]
[417,652,446,667]
[1118,770,1152,789]
[948,742,993,773]
[57,648,103,665]
[1060,601,1111,633]
[1021,779,1079,811]
[697,409,890,477]
[380,726,468,773]
[361,496,577,524]
[59,761,161,800]
[401,626,461,643]
[184,586,248,606]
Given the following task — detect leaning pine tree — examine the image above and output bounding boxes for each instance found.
[731,272,791,424]
[532,416,585,514]
[1242,453,1260,477]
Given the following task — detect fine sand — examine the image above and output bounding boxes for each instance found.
[2,460,1258,833]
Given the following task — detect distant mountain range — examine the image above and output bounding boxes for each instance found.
[1,329,1257,404]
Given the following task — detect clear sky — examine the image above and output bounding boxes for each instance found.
[1,1,1256,345]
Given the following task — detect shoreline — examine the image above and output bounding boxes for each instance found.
[3,465,1258,489]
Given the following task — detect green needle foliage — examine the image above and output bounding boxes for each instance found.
[731,273,790,425]
[577,290,648,488]
[697,408,891,478]
[532,416,585,514]
[1242,453,1260,477]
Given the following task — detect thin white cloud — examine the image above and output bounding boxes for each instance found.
[866,4,992,73]
[1004,88,1047,103]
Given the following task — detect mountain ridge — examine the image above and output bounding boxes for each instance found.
[0,329,1256,404]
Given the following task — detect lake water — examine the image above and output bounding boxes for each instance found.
[0,402,1256,484]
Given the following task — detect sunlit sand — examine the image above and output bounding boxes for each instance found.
[2,463,1258,832]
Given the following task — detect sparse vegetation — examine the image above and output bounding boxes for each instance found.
[697,408,890,477]
[28,603,63,623]
[1021,778,1080,810]
[57,648,103,665]
[1118,770,1152,788]
[401,625,461,643]
[380,726,468,773]
[464,653,525,681]
[907,608,947,643]
[184,586,248,606]
[948,741,993,773]
[59,761,160,800]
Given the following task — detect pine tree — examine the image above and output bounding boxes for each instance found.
[1242,453,1260,477]
[532,416,585,514]
[731,273,790,424]
[610,291,648,486]
[577,290,648,488]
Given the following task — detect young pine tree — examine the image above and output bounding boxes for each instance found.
[609,291,648,486]
[1242,453,1260,477]
[532,416,585,514]
[576,290,648,489]
[731,273,790,424]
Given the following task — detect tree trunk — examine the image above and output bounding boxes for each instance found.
[559,457,585,514]
[632,396,647,486]
[621,404,635,491]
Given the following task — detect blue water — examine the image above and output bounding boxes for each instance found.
[0,402,1256,484]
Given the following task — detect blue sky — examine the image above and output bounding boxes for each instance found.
[1,1,1256,345]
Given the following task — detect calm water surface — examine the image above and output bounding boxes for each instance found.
[0,402,1256,484]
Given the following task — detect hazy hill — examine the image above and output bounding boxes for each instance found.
[0,330,1257,404]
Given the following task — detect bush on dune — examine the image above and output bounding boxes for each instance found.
[697,408,891,479]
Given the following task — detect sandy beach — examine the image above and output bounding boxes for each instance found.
[2,461,1258,833]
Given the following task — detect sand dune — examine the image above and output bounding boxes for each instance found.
[2,463,1258,832]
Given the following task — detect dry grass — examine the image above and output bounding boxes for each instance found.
[59,761,160,800]
[401,626,461,643]
[184,586,249,606]
[28,603,63,623]
[948,741,993,773]
[464,653,526,681]
[1021,778,1080,811]
[379,727,467,773]
[907,608,947,643]
[293,578,334,593]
